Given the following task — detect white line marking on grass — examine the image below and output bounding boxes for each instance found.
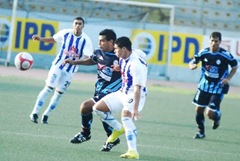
[1,130,240,157]
[1,131,68,139]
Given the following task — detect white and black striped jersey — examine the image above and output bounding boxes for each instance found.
[52,29,93,73]
[119,50,148,96]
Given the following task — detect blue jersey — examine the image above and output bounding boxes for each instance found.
[91,49,122,99]
[193,47,238,94]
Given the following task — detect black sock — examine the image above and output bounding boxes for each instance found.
[81,113,93,136]
[214,110,221,121]
[196,113,205,134]
[102,121,113,137]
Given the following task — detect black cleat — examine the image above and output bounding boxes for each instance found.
[70,133,91,144]
[100,138,120,152]
[193,132,205,139]
[30,113,38,123]
[41,115,48,124]
[212,120,220,130]
[213,113,221,130]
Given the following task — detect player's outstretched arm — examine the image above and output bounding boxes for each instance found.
[63,59,75,65]
[32,35,56,43]
[63,57,96,66]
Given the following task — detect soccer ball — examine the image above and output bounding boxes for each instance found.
[14,52,34,71]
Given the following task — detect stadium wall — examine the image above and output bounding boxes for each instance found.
[0,9,239,86]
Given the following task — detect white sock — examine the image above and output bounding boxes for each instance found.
[43,91,62,116]
[31,86,53,114]
[122,116,137,152]
[93,109,122,130]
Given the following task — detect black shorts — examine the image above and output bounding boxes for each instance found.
[92,92,107,102]
[192,89,224,110]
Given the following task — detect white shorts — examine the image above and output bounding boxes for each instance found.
[45,66,74,92]
[102,90,146,114]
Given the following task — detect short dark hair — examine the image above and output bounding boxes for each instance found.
[114,36,132,51]
[99,29,116,41]
[210,31,222,41]
[74,17,85,25]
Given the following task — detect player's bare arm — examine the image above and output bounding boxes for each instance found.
[32,35,56,43]
[189,63,197,70]
[189,58,197,70]
[221,66,238,84]
[63,59,75,65]
[63,57,95,66]
[111,64,120,71]
[132,85,141,121]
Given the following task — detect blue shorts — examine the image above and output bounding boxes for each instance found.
[192,89,224,110]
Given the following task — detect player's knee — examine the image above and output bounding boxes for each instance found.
[80,101,94,114]
[206,109,215,119]
[92,107,101,117]
[80,105,92,114]
[122,110,131,118]
[38,86,53,100]
[92,103,104,115]
[46,85,54,91]
[43,86,53,93]
[93,100,109,112]
[196,107,205,114]
[92,103,102,115]
[55,90,64,94]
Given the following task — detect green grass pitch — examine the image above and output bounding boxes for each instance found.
[0,75,240,161]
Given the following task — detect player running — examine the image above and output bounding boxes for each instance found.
[30,17,93,124]
[63,29,122,151]
[189,31,238,139]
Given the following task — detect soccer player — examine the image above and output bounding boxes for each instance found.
[93,36,148,159]
[63,29,122,151]
[30,17,93,124]
[189,31,238,139]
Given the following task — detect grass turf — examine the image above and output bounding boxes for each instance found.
[0,75,240,161]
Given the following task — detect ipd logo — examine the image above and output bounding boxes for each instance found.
[132,32,156,61]
[0,18,10,48]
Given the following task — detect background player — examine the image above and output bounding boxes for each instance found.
[63,29,122,151]
[93,36,148,159]
[30,17,93,124]
[189,31,238,139]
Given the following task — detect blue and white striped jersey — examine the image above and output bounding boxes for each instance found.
[193,47,238,94]
[119,50,148,95]
[52,29,93,73]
